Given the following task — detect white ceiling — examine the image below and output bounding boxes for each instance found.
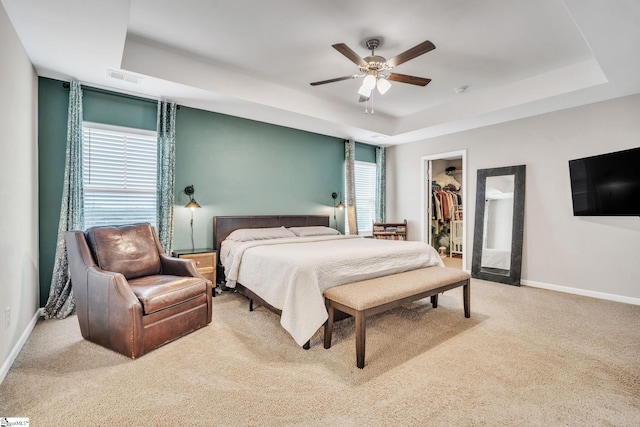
[3,0,639,145]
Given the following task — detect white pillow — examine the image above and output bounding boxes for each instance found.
[225,226,296,242]
[288,226,341,237]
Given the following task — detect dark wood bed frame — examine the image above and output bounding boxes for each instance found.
[213,215,329,258]
[213,215,331,348]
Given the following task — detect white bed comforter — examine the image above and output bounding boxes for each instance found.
[223,235,444,346]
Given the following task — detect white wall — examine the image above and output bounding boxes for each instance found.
[387,94,640,301]
[0,4,40,381]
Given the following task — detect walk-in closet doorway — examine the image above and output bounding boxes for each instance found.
[421,150,467,270]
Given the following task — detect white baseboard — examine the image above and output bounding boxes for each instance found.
[0,307,42,385]
[522,279,640,306]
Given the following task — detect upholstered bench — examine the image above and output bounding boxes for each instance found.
[323,267,471,368]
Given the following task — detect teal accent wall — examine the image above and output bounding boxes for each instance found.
[172,106,345,250]
[38,78,70,307]
[38,77,367,305]
[355,142,376,163]
[83,89,157,131]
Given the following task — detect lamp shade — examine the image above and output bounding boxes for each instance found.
[358,84,372,98]
[362,74,376,90]
[377,78,391,94]
[185,199,201,210]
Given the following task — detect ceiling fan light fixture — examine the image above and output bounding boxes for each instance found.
[309,38,435,109]
[358,84,372,98]
[362,74,376,90]
[377,78,391,95]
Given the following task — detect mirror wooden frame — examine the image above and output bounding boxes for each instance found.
[472,165,526,286]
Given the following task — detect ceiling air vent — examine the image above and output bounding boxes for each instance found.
[108,70,142,84]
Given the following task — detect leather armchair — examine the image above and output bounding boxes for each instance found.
[65,223,212,358]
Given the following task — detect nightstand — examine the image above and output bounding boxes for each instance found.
[172,248,217,295]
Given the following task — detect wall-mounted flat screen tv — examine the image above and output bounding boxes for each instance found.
[568,147,640,216]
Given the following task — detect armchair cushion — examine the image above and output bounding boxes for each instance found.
[128,275,209,315]
[86,223,161,280]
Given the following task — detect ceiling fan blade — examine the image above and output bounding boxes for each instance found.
[310,75,357,86]
[332,43,367,67]
[386,40,436,68]
[388,73,432,86]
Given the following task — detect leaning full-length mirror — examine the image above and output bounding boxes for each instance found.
[472,165,526,286]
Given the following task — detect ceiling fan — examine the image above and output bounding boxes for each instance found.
[310,38,435,101]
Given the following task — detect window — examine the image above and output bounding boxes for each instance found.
[354,161,377,236]
[82,122,158,229]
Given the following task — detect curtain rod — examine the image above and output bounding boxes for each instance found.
[62,82,180,109]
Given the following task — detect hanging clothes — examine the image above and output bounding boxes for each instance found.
[432,188,461,224]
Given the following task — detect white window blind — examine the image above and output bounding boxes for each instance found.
[354,161,377,236]
[82,122,158,229]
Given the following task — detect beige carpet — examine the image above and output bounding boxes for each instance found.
[1,279,639,426]
[442,255,463,269]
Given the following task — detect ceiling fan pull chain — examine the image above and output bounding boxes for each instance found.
[365,95,372,114]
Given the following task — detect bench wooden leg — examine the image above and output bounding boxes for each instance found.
[463,281,470,318]
[355,311,366,369]
[431,294,438,308]
[324,303,334,349]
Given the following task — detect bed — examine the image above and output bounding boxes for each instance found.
[213,215,444,346]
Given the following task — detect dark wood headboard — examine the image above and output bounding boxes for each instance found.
[213,215,330,258]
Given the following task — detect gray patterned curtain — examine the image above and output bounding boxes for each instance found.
[345,139,358,235]
[156,100,176,253]
[375,146,386,223]
[43,81,84,319]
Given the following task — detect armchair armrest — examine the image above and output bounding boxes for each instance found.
[159,254,203,278]
[87,266,139,307]
[83,266,144,357]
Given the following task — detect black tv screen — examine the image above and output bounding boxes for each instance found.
[568,147,640,216]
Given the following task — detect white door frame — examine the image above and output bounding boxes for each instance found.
[420,150,468,266]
